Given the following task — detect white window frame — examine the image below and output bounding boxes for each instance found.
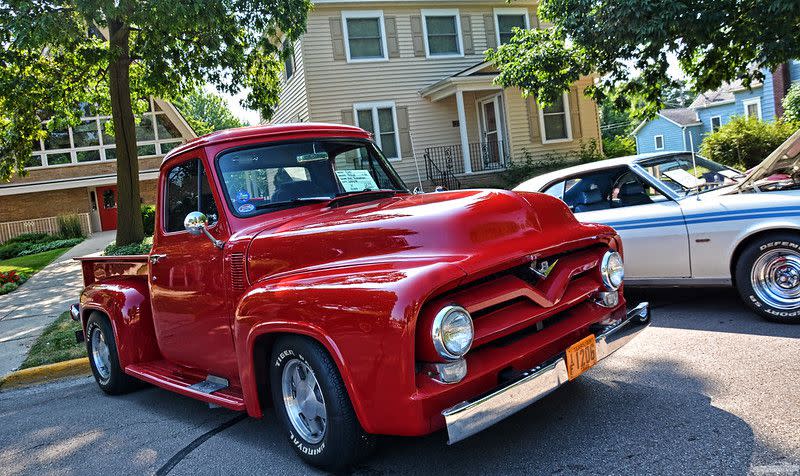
[421,9,463,59]
[493,8,530,46]
[537,92,573,144]
[654,135,665,150]
[341,10,388,63]
[743,98,762,120]
[352,101,402,161]
[710,115,722,131]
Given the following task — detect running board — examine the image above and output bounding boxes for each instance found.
[125,360,245,411]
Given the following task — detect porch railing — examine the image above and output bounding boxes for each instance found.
[0,213,92,243]
[423,140,509,187]
[424,154,462,191]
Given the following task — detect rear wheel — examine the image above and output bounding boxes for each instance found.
[734,233,800,323]
[86,312,141,394]
[269,336,375,471]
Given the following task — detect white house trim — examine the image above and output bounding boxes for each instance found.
[352,100,402,161]
[537,92,573,144]
[492,7,530,46]
[341,10,389,63]
[742,98,763,120]
[420,9,464,59]
[654,134,665,150]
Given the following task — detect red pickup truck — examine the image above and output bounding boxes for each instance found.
[71,123,649,471]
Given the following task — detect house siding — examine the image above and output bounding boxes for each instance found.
[790,60,800,84]
[271,38,310,123]
[273,2,600,186]
[635,118,686,154]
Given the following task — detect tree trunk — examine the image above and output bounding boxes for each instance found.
[108,20,144,246]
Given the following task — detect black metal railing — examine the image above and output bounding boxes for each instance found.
[424,153,462,191]
[423,140,509,188]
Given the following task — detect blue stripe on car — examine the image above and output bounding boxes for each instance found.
[604,206,800,230]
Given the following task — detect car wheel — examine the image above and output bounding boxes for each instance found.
[269,336,375,471]
[734,233,800,323]
[85,312,141,394]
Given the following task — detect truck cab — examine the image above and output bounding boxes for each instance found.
[74,123,649,471]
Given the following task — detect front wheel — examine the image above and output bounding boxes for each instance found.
[269,336,375,471]
[735,233,800,323]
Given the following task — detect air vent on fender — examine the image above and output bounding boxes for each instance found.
[230,252,246,291]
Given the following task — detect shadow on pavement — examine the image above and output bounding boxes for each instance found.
[624,287,800,339]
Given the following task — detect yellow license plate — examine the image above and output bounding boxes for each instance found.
[565,334,597,380]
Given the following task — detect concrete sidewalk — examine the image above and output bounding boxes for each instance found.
[0,231,115,377]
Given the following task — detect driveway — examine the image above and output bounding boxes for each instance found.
[0,231,115,377]
[0,288,798,475]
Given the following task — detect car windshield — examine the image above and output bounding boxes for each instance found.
[217,139,407,217]
[636,153,745,196]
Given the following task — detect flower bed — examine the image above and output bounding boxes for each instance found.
[0,269,29,295]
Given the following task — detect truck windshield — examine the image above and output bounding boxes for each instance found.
[217,139,408,217]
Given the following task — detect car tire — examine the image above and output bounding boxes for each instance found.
[734,233,800,323]
[85,312,141,394]
[269,336,375,471]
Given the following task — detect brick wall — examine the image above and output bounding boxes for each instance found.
[8,157,163,184]
[772,63,791,118]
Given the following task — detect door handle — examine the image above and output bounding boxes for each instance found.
[149,254,167,264]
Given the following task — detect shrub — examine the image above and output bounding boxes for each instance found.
[104,236,153,256]
[699,117,798,170]
[0,270,23,285]
[57,214,85,239]
[603,135,637,158]
[0,242,30,260]
[0,282,19,294]
[783,83,800,124]
[17,238,84,256]
[4,233,51,244]
[141,205,156,236]
[500,140,606,188]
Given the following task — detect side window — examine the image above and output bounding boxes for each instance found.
[164,159,219,233]
[543,181,565,200]
[559,167,628,213]
[611,172,668,208]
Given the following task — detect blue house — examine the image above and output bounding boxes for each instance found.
[633,60,800,154]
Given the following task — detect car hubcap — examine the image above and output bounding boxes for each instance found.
[91,327,111,381]
[751,249,800,310]
[281,359,327,444]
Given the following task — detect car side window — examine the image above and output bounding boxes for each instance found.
[543,181,565,199]
[611,172,669,209]
[559,167,628,213]
[165,158,219,233]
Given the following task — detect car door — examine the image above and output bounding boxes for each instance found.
[543,166,691,280]
[149,156,238,380]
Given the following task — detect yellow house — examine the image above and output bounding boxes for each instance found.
[270,0,601,189]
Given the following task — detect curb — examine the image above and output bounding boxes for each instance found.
[0,358,91,391]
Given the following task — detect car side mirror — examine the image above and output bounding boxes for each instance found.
[184,211,224,249]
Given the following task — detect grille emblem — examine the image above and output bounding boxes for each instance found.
[530,258,558,280]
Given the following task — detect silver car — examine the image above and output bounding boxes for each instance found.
[515,130,800,323]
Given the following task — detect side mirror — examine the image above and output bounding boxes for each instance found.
[184,211,208,236]
[183,211,224,249]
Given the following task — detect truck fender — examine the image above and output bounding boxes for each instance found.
[80,278,161,369]
[233,259,466,433]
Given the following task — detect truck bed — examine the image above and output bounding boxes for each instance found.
[75,255,149,286]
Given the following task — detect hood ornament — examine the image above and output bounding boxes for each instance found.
[530,257,558,280]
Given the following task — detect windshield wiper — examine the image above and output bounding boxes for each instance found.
[334,189,399,197]
[254,197,334,210]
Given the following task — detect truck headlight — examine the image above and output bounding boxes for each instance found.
[432,305,474,360]
[601,251,624,290]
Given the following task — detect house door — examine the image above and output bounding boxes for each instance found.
[96,185,118,231]
[479,96,505,169]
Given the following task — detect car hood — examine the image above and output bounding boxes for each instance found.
[245,189,612,283]
[735,128,800,191]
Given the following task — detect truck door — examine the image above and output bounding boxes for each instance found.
[149,157,237,380]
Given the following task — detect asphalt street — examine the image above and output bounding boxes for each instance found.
[1,288,798,476]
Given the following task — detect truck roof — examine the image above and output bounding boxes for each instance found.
[162,122,371,166]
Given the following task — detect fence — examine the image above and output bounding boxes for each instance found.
[0,213,92,243]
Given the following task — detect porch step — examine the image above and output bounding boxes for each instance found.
[125,360,245,411]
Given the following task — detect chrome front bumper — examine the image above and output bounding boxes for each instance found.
[441,302,651,444]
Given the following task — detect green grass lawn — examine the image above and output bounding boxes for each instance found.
[0,247,71,275]
[20,311,86,369]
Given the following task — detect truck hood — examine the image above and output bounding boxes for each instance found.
[246,189,612,283]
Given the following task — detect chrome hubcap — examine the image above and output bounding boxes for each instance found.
[90,327,111,381]
[281,359,327,444]
[751,249,800,310]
